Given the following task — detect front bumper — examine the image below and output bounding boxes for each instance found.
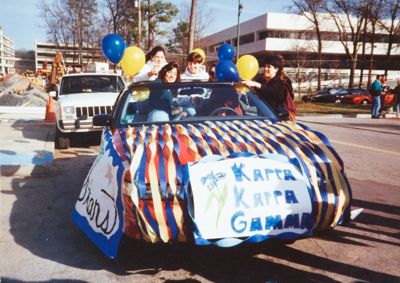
[58,118,103,133]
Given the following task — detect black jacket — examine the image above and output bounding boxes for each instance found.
[255,75,288,112]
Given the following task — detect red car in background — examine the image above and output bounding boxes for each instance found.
[341,89,395,106]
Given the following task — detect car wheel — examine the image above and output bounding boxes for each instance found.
[335,99,341,104]
[55,127,70,149]
[361,99,369,105]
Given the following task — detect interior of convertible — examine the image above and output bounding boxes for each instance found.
[120,83,277,124]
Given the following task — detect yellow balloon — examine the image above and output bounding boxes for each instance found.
[236,55,259,80]
[192,48,206,64]
[120,46,145,77]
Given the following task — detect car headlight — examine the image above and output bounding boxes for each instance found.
[62,106,75,119]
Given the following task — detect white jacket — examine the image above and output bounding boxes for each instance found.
[181,67,209,81]
[135,60,167,82]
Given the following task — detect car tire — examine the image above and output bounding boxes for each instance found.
[361,99,369,105]
[55,127,70,149]
[335,99,341,104]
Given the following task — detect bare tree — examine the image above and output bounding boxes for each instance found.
[39,0,73,47]
[102,0,135,44]
[168,0,214,54]
[358,0,384,88]
[291,0,326,90]
[39,0,99,66]
[324,0,368,88]
[379,0,400,77]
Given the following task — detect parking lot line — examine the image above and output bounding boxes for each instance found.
[331,139,400,156]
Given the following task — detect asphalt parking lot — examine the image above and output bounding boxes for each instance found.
[1,114,399,282]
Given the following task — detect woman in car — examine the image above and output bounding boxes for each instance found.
[147,62,181,122]
[135,46,168,82]
[241,55,292,114]
[181,52,209,81]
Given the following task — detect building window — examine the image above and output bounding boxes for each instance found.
[240,33,255,45]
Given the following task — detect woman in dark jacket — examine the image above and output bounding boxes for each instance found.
[242,55,292,113]
[147,62,181,122]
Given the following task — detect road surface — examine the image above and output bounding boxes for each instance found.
[1,116,399,282]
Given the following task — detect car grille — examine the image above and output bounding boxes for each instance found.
[75,106,113,119]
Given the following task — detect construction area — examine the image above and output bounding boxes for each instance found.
[0,74,48,107]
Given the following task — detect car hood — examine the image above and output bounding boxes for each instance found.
[58,92,119,107]
[72,119,352,257]
[117,119,351,227]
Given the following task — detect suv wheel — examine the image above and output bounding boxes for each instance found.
[361,99,369,105]
[55,128,70,149]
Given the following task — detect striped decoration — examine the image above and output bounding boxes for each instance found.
[112,119,351,244]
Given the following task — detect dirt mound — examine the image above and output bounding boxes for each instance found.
[0,74,48,106]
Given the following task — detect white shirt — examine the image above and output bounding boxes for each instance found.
[135,60,167,82]
[181,67,210,81]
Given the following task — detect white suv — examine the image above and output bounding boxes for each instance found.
[50,73,125,149]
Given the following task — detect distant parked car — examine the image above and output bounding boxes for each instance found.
[341,90,395,106]
[301,87,343,102]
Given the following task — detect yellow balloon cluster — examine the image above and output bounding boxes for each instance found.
[192,48,206,64]
[236,55,259,80]
[120,46,146,77]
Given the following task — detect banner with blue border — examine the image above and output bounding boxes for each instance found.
[188,153,314,246]
[71,130,125,258]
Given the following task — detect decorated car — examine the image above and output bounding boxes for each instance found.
[71,81,353,258]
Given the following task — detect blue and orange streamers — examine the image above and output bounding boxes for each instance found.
[157,126,167,197]
[164,200,179,239]
[121,119,352,243]
[142,199,161,239]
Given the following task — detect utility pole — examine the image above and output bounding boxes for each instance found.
[148,0,153,49]
[188,0,197,54]
[137,0,142,48]
[236,1,243,62]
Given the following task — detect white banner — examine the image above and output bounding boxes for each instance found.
[189,155,313,240]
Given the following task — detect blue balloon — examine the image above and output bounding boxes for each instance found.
[217,43,235,61]
[101,34,126,64]
[216,60,240,82]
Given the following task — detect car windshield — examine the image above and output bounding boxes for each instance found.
[60,75,124,95]
[118,82,278,125]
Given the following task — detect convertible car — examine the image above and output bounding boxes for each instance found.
[72,81,352,258]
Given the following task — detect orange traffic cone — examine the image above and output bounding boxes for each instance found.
[45,96,56,121]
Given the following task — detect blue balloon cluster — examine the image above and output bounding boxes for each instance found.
[216,43,239,82]
[102,34,126,64]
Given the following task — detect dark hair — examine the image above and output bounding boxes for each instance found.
[187,52,203,64]
[376,75,381,79]
[146,45,166,62]
[264,55,284,70]
[158,62,180,83]
[207,63,217,81]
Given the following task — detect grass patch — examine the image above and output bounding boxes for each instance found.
[295,101,371,114]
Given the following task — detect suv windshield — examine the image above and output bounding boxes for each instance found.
[60,75,124,95]
[119,82,278,125]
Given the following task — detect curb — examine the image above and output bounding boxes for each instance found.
[0,117,56,177]
[297,113,398,119]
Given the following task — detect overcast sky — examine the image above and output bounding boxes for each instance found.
[0,0,292,50]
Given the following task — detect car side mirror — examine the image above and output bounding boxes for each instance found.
[93,114,111,126]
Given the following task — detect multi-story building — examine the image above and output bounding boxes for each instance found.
[35,41,105,73]
[0,27,15,75]
[200,12,400,85]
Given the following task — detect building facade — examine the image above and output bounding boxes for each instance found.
[0,27,15,75]
[200,13,400,85]
[35,41,105,73]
